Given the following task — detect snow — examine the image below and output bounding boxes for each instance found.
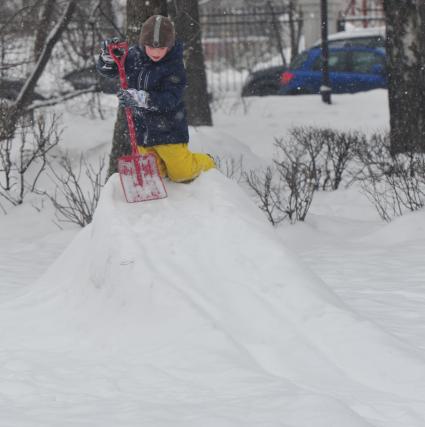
[1,89,425,426]
[196,90,389,162]
[312,26,386,47]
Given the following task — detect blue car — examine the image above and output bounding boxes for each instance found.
[279,46,386,95]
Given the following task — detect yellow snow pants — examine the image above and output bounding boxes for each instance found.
[138,143,215,183]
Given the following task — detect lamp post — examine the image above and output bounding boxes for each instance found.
[320,0,332,104]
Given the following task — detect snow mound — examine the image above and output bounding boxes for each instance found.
[1,170,425,426]
[357,208,425,245]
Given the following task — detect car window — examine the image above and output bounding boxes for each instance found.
[350,51,385,73]
[311,51,348,72]
[328,36,385,49]
[289,51,309,70]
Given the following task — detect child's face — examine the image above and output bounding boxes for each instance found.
[145,46,169,62]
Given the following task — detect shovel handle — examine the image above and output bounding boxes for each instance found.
[108,42,129,89]
[108,42,139,156]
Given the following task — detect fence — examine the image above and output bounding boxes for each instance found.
[200,5,302,95]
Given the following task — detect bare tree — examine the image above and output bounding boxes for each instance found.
[14,0,77,112]
[383,1,425,153]
[1,0,110,127]
[61,0,122,69]
[0,0,77,143]
[170,0,212,126]
[288,0,302,61]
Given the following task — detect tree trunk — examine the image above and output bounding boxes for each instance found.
[288,0,299,61]
[171,0,212,126]
[108,0,167,176]
[33,0,56,61]
[126,0,167,44]
[383,1,425,153]
[15,0,77,112]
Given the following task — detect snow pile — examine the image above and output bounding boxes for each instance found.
[1,170,425,426]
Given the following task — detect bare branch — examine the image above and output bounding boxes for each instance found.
[245,167,286,226]
[33,0,57,61]
[26,86,98,112]
[0,112,61,206]
[14,0,77,111]
[43,154,107,227]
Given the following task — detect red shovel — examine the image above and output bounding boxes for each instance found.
[108,41,167,202]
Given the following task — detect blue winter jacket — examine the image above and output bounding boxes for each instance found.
[97,41,189,147]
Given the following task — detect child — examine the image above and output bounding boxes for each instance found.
[97,15,215,183]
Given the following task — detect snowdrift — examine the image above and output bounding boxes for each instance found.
[1,170,425,426]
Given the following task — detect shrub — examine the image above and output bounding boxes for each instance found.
[355,132,425,221]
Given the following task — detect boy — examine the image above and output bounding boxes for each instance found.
[97,15,215,182]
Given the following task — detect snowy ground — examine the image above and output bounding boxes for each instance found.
[1,90,425,426]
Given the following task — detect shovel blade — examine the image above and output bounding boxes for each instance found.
[118,154,167,202]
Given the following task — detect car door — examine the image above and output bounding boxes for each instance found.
[346,49,387,93]
[308,50,352,94]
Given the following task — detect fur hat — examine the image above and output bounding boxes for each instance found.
[139,15,176,48]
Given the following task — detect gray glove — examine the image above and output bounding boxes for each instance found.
[117,89,149,109]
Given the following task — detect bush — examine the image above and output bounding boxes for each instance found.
[0,111,61,207]
[285,126,362,191]
[214,155,245,182]
[245,135,318,225]
[43,153,107,227]
[219,126,425,225]
[355,131,425,221]
[246,167,285,225]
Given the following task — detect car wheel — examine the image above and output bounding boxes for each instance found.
[242,83,279,97]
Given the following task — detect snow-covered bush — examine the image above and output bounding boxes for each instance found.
[43,153,107,227]
[285,126,361,191]
[226,126,363,226]
[0,111,61,207]
[355,132,425,222]
[245,136,318,225]
[245,167,285,226]
[214,155,245,182]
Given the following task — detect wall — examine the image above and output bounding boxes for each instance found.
[298,0,345,47]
